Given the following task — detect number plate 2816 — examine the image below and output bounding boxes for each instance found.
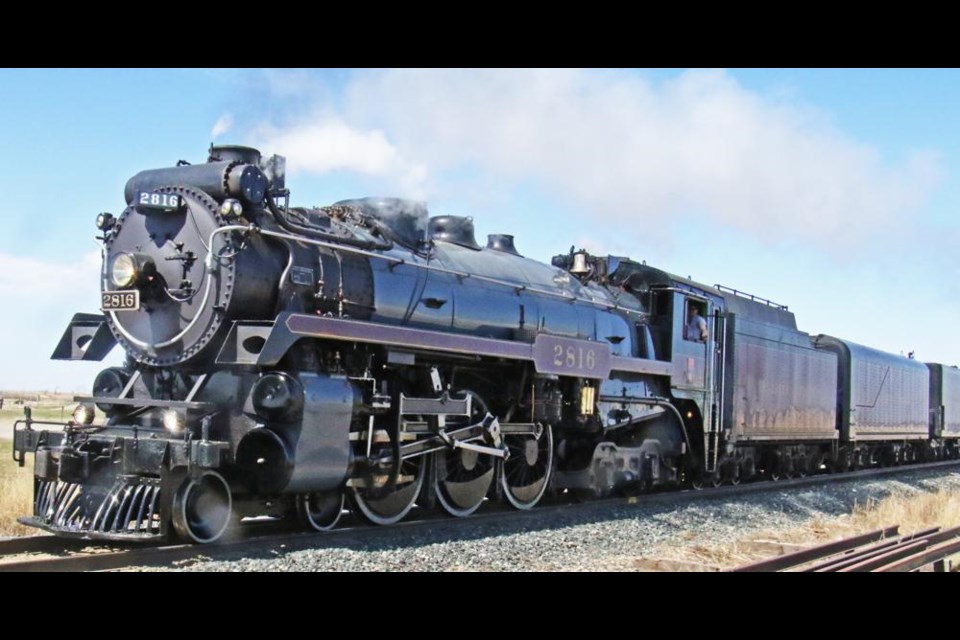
[102,290,140,311]
[135,191,181,210]
[532,334,611,379]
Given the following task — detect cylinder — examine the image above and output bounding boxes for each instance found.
[235,428,293,494]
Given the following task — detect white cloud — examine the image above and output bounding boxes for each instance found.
[254,118,428,195]
[0,250,112,393]
[0,250,101,297]
[210,113,234,139]
[248,69,943,250]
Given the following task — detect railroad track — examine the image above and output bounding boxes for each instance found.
[3,459,959,572]
[733,524,960,572]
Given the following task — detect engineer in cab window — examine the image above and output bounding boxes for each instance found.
[685,302,709,342]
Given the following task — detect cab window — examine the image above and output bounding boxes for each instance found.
[684,299,708,342]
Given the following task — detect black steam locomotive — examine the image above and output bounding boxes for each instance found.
[12,145,960,543]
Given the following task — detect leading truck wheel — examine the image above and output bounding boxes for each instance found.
[171,471,233,544]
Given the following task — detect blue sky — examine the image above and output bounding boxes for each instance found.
[1,68,958,392]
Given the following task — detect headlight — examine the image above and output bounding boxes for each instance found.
[72,404,95,426]
[111,253,138,288]
[219,199,242,219]
[95,212,115,231]
[110,253,155,289]
[162,410,184,434]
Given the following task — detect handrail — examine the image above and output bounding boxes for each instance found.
[211,224,647,317]
[714,284,788,310]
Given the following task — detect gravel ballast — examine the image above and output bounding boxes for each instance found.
[137,468,960,572]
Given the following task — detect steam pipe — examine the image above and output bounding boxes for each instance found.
[598,395,694,456]
[264,194,393,251]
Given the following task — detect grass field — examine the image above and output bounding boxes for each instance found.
[0,392,92,537]
[0,392,107,442]
[0,441,33,537]
[652,487,960,569]
[0,391,77,438]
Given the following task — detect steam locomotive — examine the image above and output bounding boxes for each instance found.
[12,145,960,543]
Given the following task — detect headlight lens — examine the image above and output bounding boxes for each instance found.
[162,410,184,433]
[95,212,115,231]
[219,199,243,219]
[111,253,138,288]
[72,404,95,426]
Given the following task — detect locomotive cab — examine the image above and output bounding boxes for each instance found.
[643,280,726,484]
